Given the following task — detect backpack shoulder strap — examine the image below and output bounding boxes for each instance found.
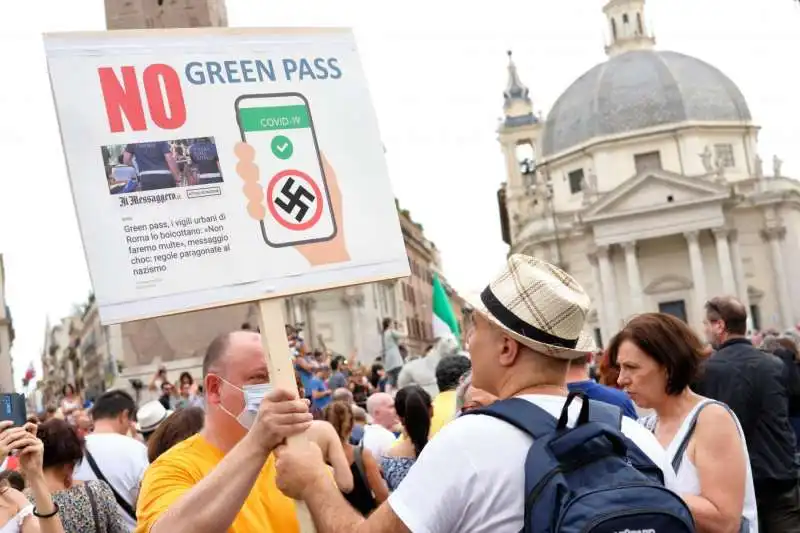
[468,397,557,440]
[671,400,732,473]
[587,400,623,429]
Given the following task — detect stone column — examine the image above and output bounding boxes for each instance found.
[589,252,609,344]
[549,241,561,267]
[728,230,753,331]
[762,227,793,330]
[300,297,316,349]
[596,245,620,333]
[503,143,523,188]
[342,288,365,354]
[712,228,737,296]
[684,231,707,309]
[728,230,749,304]
[622,241,644,315]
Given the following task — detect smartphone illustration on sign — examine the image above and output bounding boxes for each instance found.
[235,93,337,248]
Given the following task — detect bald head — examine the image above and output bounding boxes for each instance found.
[203,330,263,378]
[366,392,392,416]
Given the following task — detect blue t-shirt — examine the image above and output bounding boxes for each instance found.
[310,377,331,411]
[189,141,219,175]
[568,380,638,419]
[294,356,316,398]
[328,371,348,391]
[126,141,171,174]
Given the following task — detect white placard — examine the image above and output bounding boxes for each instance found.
[44,28,409,324]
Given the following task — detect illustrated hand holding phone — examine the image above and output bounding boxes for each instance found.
[234,93,349,265]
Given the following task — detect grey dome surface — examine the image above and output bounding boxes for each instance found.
[541,50,752,157]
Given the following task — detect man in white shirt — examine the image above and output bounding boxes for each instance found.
[74,389,149,532]
[361,392,398,458]
[274,254,678,533]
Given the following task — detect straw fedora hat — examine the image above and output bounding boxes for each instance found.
[467,254,596,360]
[135,401,172,434]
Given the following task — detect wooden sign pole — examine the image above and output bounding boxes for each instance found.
[258,298,317,533]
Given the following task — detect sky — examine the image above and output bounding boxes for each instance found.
[1,0,799,388]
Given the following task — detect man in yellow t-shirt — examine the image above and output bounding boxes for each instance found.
[136,330,314,533]
[428,356,471,437]
[392,355,471,449]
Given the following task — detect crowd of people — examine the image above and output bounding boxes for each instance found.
[2,253,800,532]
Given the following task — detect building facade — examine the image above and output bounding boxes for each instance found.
[104,0,227,29]
[40,315,82,407]
[0,256,15,393]
[399,206,440,355]
[498,0,797,346]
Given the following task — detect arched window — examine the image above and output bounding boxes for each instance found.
[611,18,618,40]
[622,13,629,24]
[636,13,643,35]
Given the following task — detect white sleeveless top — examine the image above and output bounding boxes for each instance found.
[0,505,34,533]
[644,400,759,533]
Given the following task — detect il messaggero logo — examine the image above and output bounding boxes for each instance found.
[614,529,656,533]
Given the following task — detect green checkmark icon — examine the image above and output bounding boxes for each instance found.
[270,135,294,160]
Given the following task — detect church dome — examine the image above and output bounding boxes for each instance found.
[541,50,752,157]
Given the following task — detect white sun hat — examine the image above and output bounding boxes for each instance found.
[467,254,596,360]
[135,400,173,434]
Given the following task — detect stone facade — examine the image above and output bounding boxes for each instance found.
[0,256,14,393]
[498,0,797,345]
[104,0,227,29]
[40,315,82,407]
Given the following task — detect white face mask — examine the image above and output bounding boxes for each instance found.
[218,378,272,429]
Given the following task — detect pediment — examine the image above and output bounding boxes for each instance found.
[644,274,693,295]
[583,170,730,221]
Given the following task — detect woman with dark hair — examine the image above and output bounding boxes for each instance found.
[0,420,65,533]
[322,401,387,516]
[29,420,122,533]
[369,363,386,393]
[381,385,432,491]
[609,313,757,533]
[146,407,204,463]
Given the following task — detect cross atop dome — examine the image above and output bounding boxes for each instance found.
[603,0,656,57]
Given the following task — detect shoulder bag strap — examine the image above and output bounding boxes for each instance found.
[85,450,137,520]
[671,401,709,473]
[83,482,102,533]
[671,400,739,472]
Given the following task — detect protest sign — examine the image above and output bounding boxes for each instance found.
[44,28,409,325]
[45,28,411,532]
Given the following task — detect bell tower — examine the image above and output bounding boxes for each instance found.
[497,51,543,245]
[603,0,655,57]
